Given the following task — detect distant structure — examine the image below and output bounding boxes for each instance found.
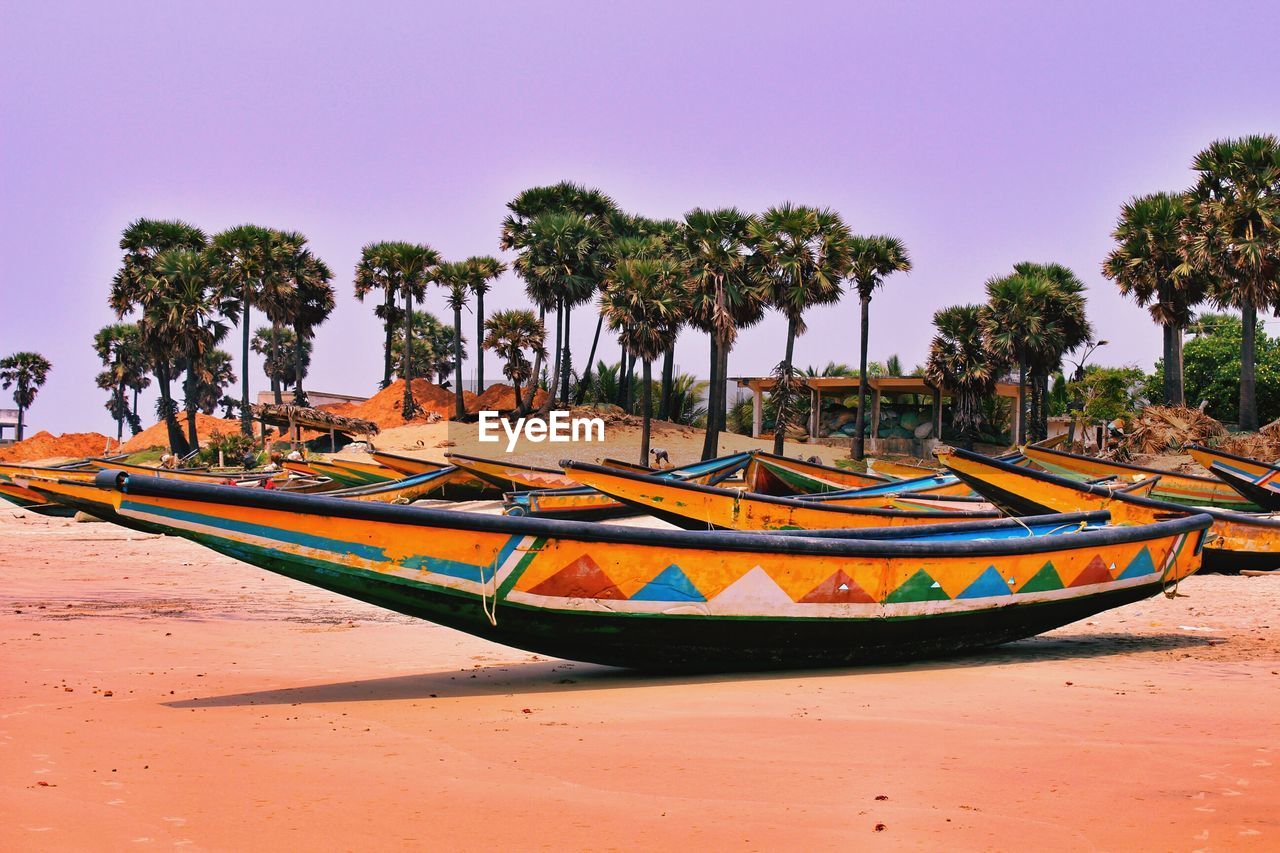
[0,408,19,445]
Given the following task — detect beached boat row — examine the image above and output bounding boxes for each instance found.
[10,438,1279,671]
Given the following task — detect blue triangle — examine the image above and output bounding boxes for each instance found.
[1116,547,1157,580]
[958,565,1012,599]
[632,564,706,602]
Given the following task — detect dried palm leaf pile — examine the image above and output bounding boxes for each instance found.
[1119,406,1227,455]
[1221,419,1280,461]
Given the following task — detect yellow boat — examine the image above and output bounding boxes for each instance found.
[941,447,1280,573]
[563,461,1001,531]
[322,457,399,483]
[446,453,578,491]
[744,451,890,495]
[1022,445,1259,511]
[867,458,940,479]
[367,450,449,476]
[91,468,1209,670]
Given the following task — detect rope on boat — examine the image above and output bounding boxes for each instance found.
[480,554,500,627]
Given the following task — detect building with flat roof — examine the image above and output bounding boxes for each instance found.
[0,408,20,445]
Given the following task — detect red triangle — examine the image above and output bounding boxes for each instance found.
[798,569,876,603]
[1069,555,1113,587]
[527,554,626,600]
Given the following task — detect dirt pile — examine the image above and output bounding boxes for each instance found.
[0,431,119,462]
[1119,406,1228,455]
[351,379,477,428]
[466,383,549,414]
[120,412,247,453]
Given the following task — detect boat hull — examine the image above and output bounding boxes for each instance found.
[744,452,889,495]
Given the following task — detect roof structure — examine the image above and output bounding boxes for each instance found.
[250,403,379,436]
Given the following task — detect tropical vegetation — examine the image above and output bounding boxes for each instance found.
[0,351,52,441]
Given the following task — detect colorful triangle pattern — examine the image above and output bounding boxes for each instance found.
[797,569,876,603]
[527,554,626,599]
[1018,561,1063,593]
[958,565,1012,599]
[885,569,950,603]
[631,564,706,602]
[1068,555,1113,587]
[1116,547,1156,580]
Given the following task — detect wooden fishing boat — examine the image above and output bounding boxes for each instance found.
[445,453,578,491]
[320,467,470,504]
[283,458,388,488]
[86,458,292,485]
[798,471,976,501]
[367,450,450,476]
[1022,445,1259,511]
[1186,445,1280,510]
[563,462,1002,531]
[92,469,1208,670]
[744,451,890,495]
[867,458,940,479]
[316,457,399,485]
[23,476,171,532]
[0,481,77,516]
[505,453,753,520]
[941,447,1280,573]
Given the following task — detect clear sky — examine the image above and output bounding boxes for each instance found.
[3,0,1278,434]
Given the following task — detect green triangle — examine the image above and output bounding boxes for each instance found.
[1017,561,1064,593]
[884,569,951,603]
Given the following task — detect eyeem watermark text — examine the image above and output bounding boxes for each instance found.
[477,411,606,453]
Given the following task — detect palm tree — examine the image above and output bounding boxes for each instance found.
[355,242,441,418]
[467,256,507,395]
[288,256,335,406]
[251,326,310,397]
[482,309,547,413]
[1181,134,1280,431]
[191,350,236,415]
[680,208,767,459]
[0,352,52,441]
[601,256,687,462]
[207,225,288,436]
[110,218,208,454]
[93,323,149,440]
[436,260,473,419]
[981,271,1054,445]
[926,305,1008,449]
[1014,262,1093,441]
[500,182,617,407]
[251,232,330,406]
[846,235,912,460]
[750,204,853,453]
[354,242,400,390]
[149,248,229,449]
[1103,192,1206,406]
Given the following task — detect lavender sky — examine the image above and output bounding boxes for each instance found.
[3,1,1278,435]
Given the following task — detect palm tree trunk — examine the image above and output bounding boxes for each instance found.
[853,296,871,460]
[622,351,634,412]
[715,341,730,440]
[529,306,546,403]
[512,368,523,412]
[381,288,394,389]
[270,322,283,405]
[293,323,306,405]
[157,362,189,456]
[453,305,465,420]
[184,362,199,450]
[131,387,140,435]
[576,312,605,403]
[773,318,797,455]
[1171,324,1185,407]
[560,305,573,403]
[1017,354,1027,445]
[15,405,23,442]
[402,291,416,420]
[116,379,126,442]
[475,290,485,392]
[658,342,675,421]
[1160,324,1173,406]
[240,291,252,436]
[550,299,563,405]
[1241,301,1258,430]
[701,336,720,460]
[640,358,653,465]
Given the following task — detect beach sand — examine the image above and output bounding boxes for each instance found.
[1,505,1277,850]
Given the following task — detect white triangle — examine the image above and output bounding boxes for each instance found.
[708,566,795,616]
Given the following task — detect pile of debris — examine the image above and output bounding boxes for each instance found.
[1221,419,1280,460]
[1118,406,1228,455]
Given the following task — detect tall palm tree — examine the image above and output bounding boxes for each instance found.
[981,271,1054,445]
[750,204,853,453]
[482,309,547,413]
[93,323,149,440]
[110,218,208,454]
[0,352,52,442]
[467,255,506,395]
[1181,134,1280,431]
[207,224,287,436]
[355,241,441,418]
[250,231,330,406]
[150,248,228,449]
[288,256,335,406]
[1014,261,1093,441]
[1103,192,1206,406]
[601,256,687,462]
[846,235,911,460]
[679,208,767,459]
[354,242,400,390]
[436,260,473,419]
[251,327,309,397]
[926,305,1009,449]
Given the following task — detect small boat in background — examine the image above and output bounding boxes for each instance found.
[1187,445,1280,510]
[446,453,578,491]
[744,451,889,495]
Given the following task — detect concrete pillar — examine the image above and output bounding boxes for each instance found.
[752,384,763,439]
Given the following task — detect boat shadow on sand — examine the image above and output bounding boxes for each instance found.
[165,631,1219,708]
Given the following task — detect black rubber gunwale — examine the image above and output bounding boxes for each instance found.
[99,470,1211,561]
[445,452,566,476]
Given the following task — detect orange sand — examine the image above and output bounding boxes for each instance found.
[350,379,477,428]
[120,413,246,453]
[466,382,549,414]
[1,508,1275,849]
[0,431,118,462]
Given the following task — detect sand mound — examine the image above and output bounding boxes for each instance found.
[467,383,549,414]
[0,430,119,462]
[352,379,477,428]
[120,412,247,453]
